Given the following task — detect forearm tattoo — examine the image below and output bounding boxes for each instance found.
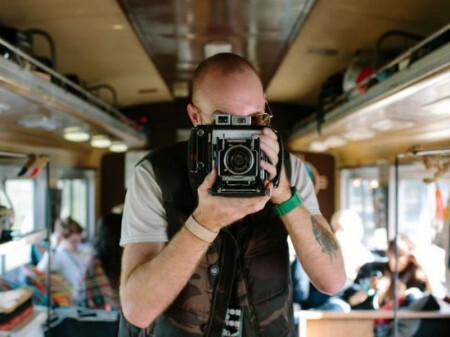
[311,217,339,260]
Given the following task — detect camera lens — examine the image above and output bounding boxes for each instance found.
[224,145,254,175]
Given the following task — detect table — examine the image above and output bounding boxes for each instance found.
[298,309,450,337]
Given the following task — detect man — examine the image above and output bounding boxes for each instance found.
[119,53,346,337]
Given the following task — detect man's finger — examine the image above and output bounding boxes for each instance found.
[260,160,277,181]
[200,168,217,191]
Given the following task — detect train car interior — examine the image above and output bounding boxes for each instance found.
[0,1,449,336]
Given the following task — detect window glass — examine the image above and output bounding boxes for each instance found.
[341,167,387,250]
[346,176,387,250]
[57,168,95,240]
[0,162,46,273]
[58,178,88,229]
[341,164,450,296]
[5,179,35,233]
[398,178,449,248]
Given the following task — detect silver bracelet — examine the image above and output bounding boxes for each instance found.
[185,215,219,243]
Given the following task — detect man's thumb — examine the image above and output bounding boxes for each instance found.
[201,168,217,189]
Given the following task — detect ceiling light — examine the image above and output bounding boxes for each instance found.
[109,141,128,153]
[63,126,90,142]
[172,81,190,98]
[112,24,125,30]
[309,141,328,152]
[90,135,112,148]
[138,88,158,94]
[422,96,450,115]
[371,118,414,131]
[343,129,374,141]
[204,41,232,58]
[324,136,347,148]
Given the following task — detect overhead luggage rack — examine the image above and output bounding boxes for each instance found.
[0,36,147,149]
[288,23,450,158]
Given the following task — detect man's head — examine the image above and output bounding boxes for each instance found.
[188,53,265,126]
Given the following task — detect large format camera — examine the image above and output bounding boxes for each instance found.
[188,114,283,197]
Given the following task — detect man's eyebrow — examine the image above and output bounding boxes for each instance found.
[210,111,232,119]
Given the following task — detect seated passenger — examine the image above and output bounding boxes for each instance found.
[37,217,90,305]
[330,209,375,283]
[84,212,123,310]
[343,234,431,310]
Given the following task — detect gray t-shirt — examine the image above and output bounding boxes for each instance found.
[120,153,321,246]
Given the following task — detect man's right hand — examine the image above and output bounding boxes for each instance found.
[192,169,271,232]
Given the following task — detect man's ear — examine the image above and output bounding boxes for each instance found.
[187,103,201,126]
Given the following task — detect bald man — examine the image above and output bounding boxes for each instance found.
[119,53,345,337]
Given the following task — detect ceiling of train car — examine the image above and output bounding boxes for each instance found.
[0,0,449,109]
[117,0,315,97]
[0,0,449,158]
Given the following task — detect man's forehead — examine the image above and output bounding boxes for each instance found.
[199,66,261,88]
[196,91,263,115]
[195,73,264,110]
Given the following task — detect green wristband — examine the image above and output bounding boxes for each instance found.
[272,187,303,216]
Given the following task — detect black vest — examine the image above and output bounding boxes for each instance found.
[120,141,294,337]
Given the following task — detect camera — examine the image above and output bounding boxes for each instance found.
[188,114,282,197]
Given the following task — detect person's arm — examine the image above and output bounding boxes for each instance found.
[277,197,346,294]
[259,128,346,294]
[36,251,50,273]
[120,230,210,328]
[120,170,271,328]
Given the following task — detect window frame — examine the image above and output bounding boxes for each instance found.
[341,162,450,244]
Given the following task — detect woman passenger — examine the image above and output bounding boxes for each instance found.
[37,217,89,305]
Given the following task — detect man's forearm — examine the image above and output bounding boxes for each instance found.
[120,226,211,328]
[281,206,346,294]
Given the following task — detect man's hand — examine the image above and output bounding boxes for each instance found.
[257,128,292,204]
[258,128,279,182]
[193,169,271,232]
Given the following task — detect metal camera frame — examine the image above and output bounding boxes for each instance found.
[189,114,271,197]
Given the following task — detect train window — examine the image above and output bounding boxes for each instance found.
[341,163,450,255]
[396,165,450,248]
[340,167,387,251]
[59,178,88,227]
[5,179,35,233]
[57,169,95,240]
[347,178,376,235]
[1,163,47,236]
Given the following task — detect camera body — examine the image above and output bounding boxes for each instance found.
[189,114,271,197]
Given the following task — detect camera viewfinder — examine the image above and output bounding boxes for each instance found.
[231,116,251,125]
[216,114,231,125]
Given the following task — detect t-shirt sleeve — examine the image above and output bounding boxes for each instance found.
[288,153,321,215]
[120,160,169,246]
[36,251,50,273]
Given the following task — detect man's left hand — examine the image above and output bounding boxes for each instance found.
[258,127,291,204]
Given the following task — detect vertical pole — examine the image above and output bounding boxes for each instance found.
[393,155,400,337]
[45,160,52,337]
